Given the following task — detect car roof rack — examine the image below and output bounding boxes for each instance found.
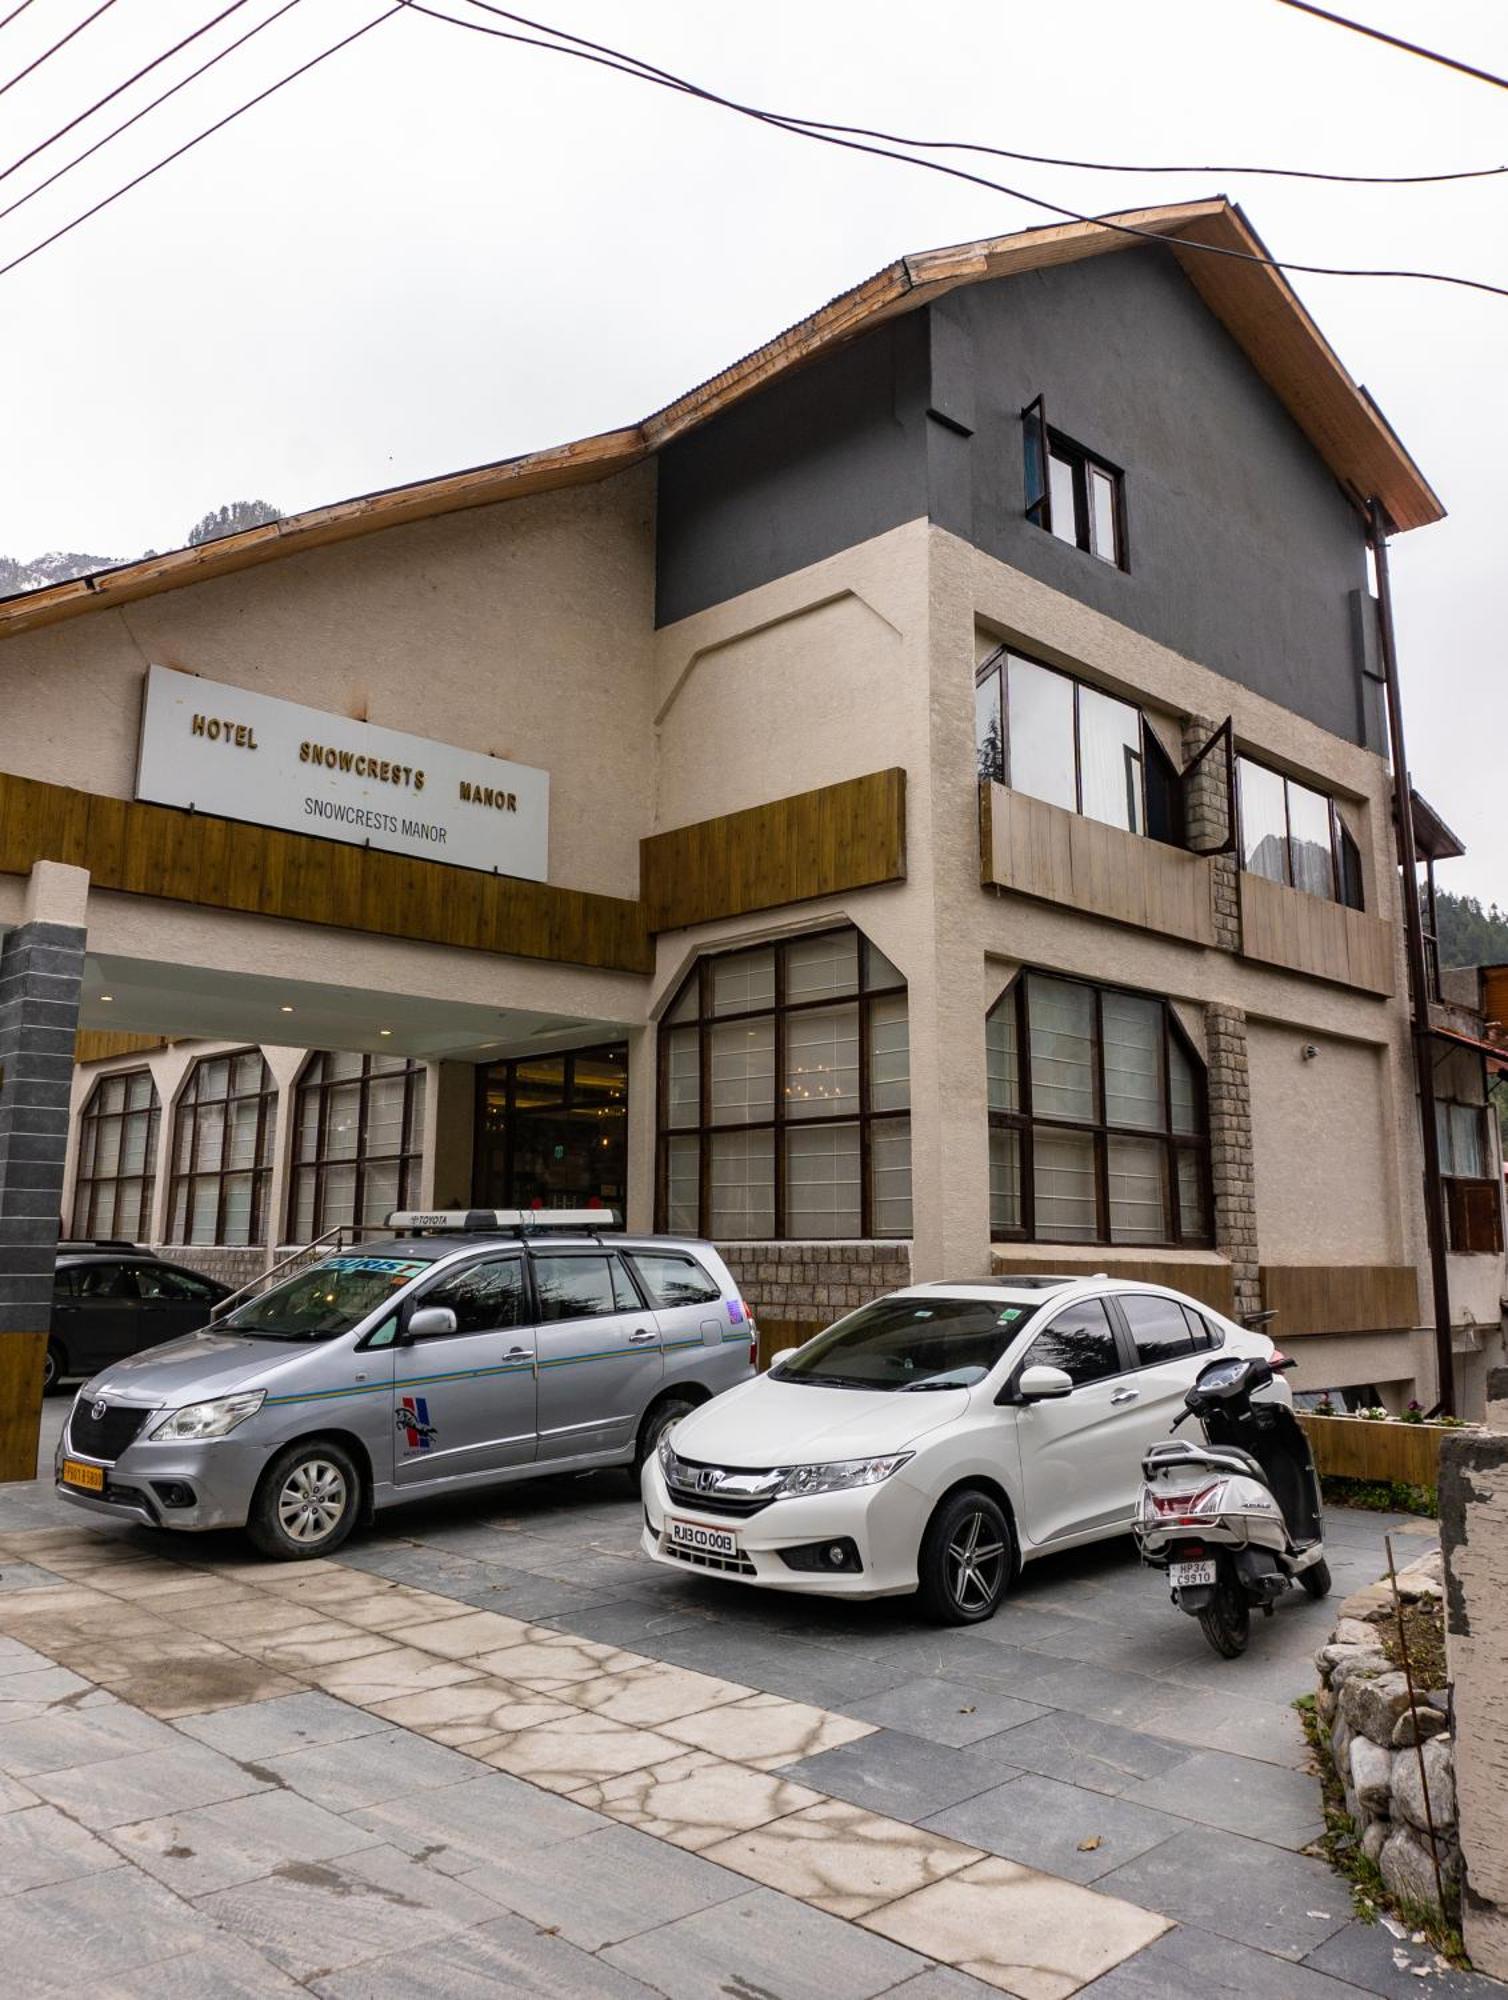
[384,1208,622,1238]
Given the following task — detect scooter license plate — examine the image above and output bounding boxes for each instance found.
[1170,1559,1217,1587]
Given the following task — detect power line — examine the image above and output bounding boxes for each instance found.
[0,0,304,231]
[403,1,1508,302]
[0,5,401,281]
[1,0,260,192]
[1273,0,1508,94]
[0,0,121,102]
[0,2,42,36]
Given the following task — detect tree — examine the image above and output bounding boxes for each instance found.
[1435,890,1508,969]
[185,499,282,548]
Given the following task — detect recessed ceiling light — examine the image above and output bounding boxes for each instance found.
[379,1028,393,1037]
[100,994,113,1002]
[280,1005,294,1014]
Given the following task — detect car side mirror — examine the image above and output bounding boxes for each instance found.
[1013,1364,1075,1404]
[406,1305,457,1341]
[769,1347,798,1368]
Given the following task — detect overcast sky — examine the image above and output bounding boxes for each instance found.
[2,0,1503,900]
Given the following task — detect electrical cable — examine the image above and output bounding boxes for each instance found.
[0,0,121,102]
[1273,0,1508,95]
[0,0,259,192]
[402,0,1508,302]
[0,0,304,230]
[0,4,401,281]
[0,1,41,36]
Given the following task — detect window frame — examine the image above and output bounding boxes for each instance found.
[1015,1294,1125,1388]
[71,1068,160,1242]
[168,1049,277,1248]
[987,970,1214,1250]
[287,1052,427,1242]
[1022,396,1128,570]
[527,1248,647,1323]
[654,925,910,1241]
[1235,753,1365,911]
[975,645,1181,848]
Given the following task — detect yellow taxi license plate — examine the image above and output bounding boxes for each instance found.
[61,1459,104,1493]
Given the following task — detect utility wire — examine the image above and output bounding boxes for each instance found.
[403,1,1508,302]
[0,1,41,36]
[0,0,259,192]
[0,0,121,102]
[1274,0,1508,94]
[0,4,401,281]
[0,0,304,230]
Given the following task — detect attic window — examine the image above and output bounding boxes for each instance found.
[1023,396,1126,570]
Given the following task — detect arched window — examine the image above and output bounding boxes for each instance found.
[168,1050,276,1246]
[72,1069,160,1240]
[289,1052,426,1240]
[987,972,1212,1247]
[656,926,911,1241]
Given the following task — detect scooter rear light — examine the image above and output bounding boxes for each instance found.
[1148,1481,1225,1525]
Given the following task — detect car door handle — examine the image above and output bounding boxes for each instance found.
[1110,1387,1140,1405]
[500,1346,532,1360]
[628,1329,659,1345]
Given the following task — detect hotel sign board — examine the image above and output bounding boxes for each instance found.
[135,664,549,881]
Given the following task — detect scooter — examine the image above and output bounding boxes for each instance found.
[1132,1348,1331,1657]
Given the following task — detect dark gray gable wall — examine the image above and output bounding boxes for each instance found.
[655,244,1379,750]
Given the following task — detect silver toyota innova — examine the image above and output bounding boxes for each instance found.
[55,1211,756,1560]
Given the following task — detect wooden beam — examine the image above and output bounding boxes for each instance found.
[640,770,907,934]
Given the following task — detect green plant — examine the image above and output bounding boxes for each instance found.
[1321,1474,1437,1517]
[1357,1405,1390,1422]
[1401,1400,1426,1425]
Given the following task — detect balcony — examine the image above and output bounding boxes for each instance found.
[1237,870,1395,996]
[979,782,1215,946]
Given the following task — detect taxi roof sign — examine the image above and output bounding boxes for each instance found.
[385,1208,621,1233]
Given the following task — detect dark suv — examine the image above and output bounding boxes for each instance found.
[48,1243,231,1392]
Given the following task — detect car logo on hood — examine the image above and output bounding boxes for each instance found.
[91,1399,108,1422]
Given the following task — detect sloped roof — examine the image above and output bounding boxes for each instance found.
[0,198,1442,641]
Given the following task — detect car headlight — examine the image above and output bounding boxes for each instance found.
[150,1391,266,1441]
[657,1429,681,1476]
[775,1453,913,1498]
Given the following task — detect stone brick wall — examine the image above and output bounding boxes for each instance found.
[717,1241,913,1357]
[152,1244,292,1294]
[1182,712,1240,953]
[1205,1003,1260,1319]
[1440,1382,1508,1976]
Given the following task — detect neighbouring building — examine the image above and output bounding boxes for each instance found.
[4,197,1505,1480]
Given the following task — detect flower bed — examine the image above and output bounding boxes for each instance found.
[1297,1410,1470,1491]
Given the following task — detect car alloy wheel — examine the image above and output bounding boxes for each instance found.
[946,1506,1007,1615]
[276,1458,348,1546]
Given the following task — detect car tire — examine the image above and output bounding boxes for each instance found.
[629,1393,698,1489]
[916,1488,1014,1625]
[42,1339,67,1396]
[1299,1556,1333,1600]
[246,1439,362,1561]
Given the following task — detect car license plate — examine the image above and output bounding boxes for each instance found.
[667,1518,738,1559]
[1170,1559,1216,1588]
[60,1459,104,1493]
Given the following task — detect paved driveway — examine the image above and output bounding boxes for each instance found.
[0,1401,1495,1999]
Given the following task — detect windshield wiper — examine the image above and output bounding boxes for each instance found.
[901,1378,972,1392]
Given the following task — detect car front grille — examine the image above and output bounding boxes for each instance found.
[665,1477,776,1519]
[661,1540,757,1576]
[69,1398,153,1462]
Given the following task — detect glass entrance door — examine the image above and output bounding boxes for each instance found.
[473,1044,628,1217]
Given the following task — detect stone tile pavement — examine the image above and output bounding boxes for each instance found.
[0,1406,1497,1999]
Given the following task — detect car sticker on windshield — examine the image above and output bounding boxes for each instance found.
[998,1308,1024,1324]
[323,1258,429,1278]
[397,1395,437,1451]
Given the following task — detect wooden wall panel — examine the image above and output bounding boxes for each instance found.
[1297,1411,1445,1489]
[641,769,907,934]
[1259,1263,1419,1337]
[981,783,1216,947]
[0,1334,46,1484]
[989,1245,1236,1316]
[0,771,651,974]
[1238,870,1395,996]
[74,1031,172,1064]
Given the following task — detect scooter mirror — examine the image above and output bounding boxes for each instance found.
[1016,1364,1075,1402]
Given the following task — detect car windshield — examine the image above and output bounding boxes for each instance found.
[218,1256,432,1341]
[772,1296,1044,1392]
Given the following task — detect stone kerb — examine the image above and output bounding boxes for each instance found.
[1313,1546,1459,1916]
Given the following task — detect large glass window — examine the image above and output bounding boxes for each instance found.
[987,972,1212,1247]
[656,926,910,1240]
[1237,755,1364,910]
[975,648,1181,844]
[167,1050,276,1246]
[473,1044,627,1215]
[289,1052,426,1241]
[71,1069,160,1241]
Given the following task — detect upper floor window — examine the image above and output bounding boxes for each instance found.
[975,647,1181,845]
[289,1051,426,1241]
[656,925,911,1241]
[1237,755,1363,910]
[1023,396,1126,569]
[986,971,1212,1248]
[168,1050,276,1246]
[72,1069,160,1241]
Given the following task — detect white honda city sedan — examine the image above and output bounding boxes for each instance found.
[641,1275,1284,1623]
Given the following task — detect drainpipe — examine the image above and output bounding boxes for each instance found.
[1369,496,1455,1414]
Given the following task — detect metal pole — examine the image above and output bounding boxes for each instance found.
[1370,497,1455,1414]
